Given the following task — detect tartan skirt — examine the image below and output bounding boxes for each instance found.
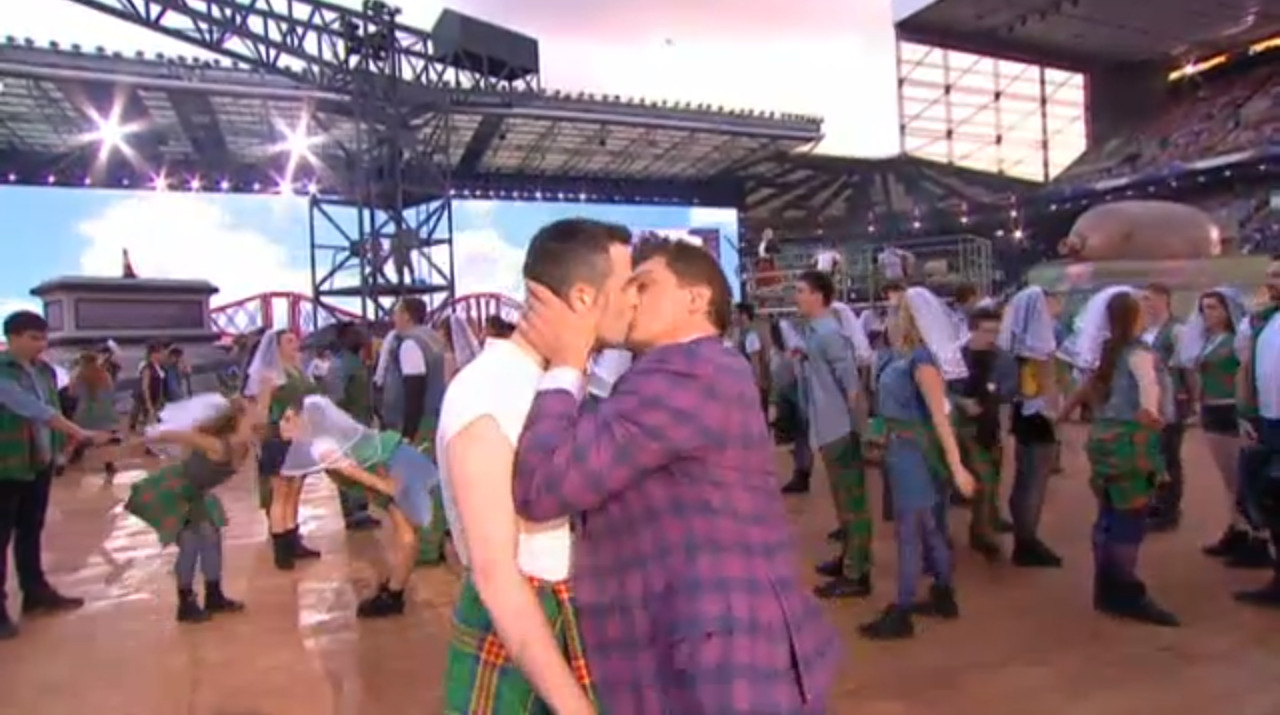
[125,464,227,546]
[443,573,595,714]
[1086,419,1163,510]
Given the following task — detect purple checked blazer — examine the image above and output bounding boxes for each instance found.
[513,336,841,715]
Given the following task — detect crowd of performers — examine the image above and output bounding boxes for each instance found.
[0,221,1278,712]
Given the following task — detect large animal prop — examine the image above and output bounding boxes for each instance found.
[1058,200,1222,261]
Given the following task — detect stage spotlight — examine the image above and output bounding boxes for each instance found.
[151,173,168,191]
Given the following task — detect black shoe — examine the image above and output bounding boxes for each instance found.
[968,534,1003,562]
[813,574,872,600]
[356,584,406,619]
[780,474,811,495]
[814,558,842,578]
[858,604,914,640]
[176,588,210,624]
[271,532,296,571]
[344,513,381,531]
[1233,578,1280,609]
[993,516,1014,534]
[826,527,844,543]
[203,581,245,615]
[1011,538,1063,568]
[912,583,960,619]
[1224,537,1275,570]
[21,587,85,616]
[949,491,971,507]
[1203,527,1249,558]
[0,607,16,640]
[291,529,321,560]
[1146,509,1181,533]
[1094,578,1179,627]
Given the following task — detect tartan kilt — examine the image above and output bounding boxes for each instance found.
[1086,419,1163,510]
[883,417,948,484]
[125,464,227,545]
[444,574,595,714]
[862,417,886,465]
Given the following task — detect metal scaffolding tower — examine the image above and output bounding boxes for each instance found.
[64,0,540,320]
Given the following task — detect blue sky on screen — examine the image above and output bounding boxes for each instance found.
[0,187,740,319]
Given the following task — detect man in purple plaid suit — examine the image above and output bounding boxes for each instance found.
[514,237,842,714]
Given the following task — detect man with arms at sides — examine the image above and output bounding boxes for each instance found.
[793,270,874,599]
[375,297,450,565]
[1234,255,1280,608]
[0,311,105,639]
[1140,283,1190,532]
[512,239,840,715]
[437,219,629,714]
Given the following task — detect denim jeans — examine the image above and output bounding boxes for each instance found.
[1009,441,1055,540]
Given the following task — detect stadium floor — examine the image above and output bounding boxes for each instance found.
[4,424,1278,715]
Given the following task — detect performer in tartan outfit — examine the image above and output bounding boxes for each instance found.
[374,297,451,567]
[999,285,1065,568]
[439,221,629,715]
[244,329,324,570]
[324,322,379,531]
[132,394,255,623]
[859,287,976,640]
[278,396,439,619]
[1234,255,1280,609]
[513,235,839,714]
[1177,288,1273,568]
[1140,282,1191,532]
[952,307,1018,560]
[1058,287,1179,627]
[0,311,103,640]
[793,269,874,601]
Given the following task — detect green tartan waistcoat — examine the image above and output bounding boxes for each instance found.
[0,353,65,482]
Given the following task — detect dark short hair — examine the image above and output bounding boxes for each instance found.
[3,311,47,338]
[953,282,978,304]
[1144,282,1171,299]
[485,314,515,338]
[145,341,165,356]
[634,240,733,334]
[398,297,428,325]
[797,270,835,306]
[881,280,906,297]
[735,302,755,321]
[523,219,632,299]
[968,307,1002,329]
[167,346,184,358]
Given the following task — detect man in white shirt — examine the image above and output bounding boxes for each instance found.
[306,348,332,381]
[878,246,913,282]
[1235,255,1280,608]
[438,219,634,714]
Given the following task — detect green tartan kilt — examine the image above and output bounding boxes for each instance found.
[1086,420,1163,510]
[862,417,887,465]
[125,464,227,545]
[444,574,595,714]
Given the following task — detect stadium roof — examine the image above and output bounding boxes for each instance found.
[740,152,1036,232]
[0,41,821,206]
[895,0,1280,68]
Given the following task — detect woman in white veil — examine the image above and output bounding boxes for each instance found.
[853,286,976,641]
[278,395,439,618]
[245,328,324,570]
[1178,287,1268,563]
[1054,288,1179,627]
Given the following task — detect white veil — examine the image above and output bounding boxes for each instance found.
[903,286,968,380]
[831,301,874,366]
[998,286,1056,360]
[1063,285,1139,371]
[279,396,384,476]
[449,313,482,368]
[778,318,805,352]
[1176,286,1250,367]
[244,330,285,397]
[145,393,234,457]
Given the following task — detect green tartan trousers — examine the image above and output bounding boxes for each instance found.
[956,425,1002,539]
[820,432,871,578]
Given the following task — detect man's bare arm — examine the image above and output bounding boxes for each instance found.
[447,418,594,715]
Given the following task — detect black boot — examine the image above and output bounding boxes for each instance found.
[104,461,117,482]
[1203,526,1249,558]
[993,515,1015,534]
[271,532,295,571]
[356,583,406,619]
[176,588,210,623]
[1233,575,1280,609]
[813,557,842,578]
[1224,536,1275,570]
[826,526,844,543]
[291,528,321,560]
[780,471,811,494]
[1094,576,1179,627]
[813,573,872,600]
[21,586,85,616]
[1011,537,1063,568]
[344,512,381,531]
[858,604,914,640]
[204,581,245,614]
[968,532,1003,561]
[0,604,17,640]
[912,582,960,619]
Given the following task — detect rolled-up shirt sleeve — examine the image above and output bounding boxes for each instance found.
[0,378,58,423]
